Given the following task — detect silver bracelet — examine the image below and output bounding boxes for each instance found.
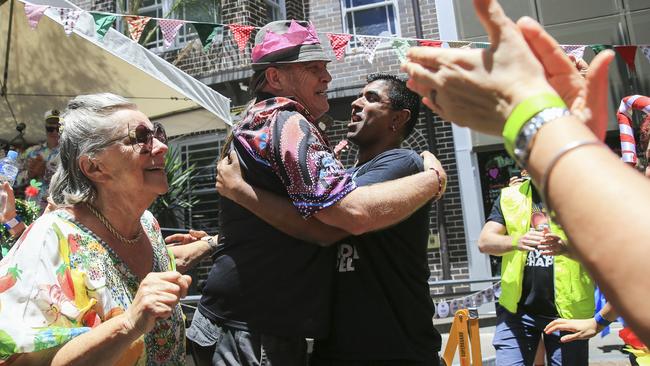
[541,140,603,208]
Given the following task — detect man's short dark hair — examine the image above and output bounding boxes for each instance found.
[366,73,420,138]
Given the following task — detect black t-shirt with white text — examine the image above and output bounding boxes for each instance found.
[487,185,557,317]
[313,149,442,363]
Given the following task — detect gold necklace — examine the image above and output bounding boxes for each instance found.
[85,203,142,245]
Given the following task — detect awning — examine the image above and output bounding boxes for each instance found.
[0,0,231,145]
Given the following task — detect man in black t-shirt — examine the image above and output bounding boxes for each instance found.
[479,176,593,366]
[310,73,444,366]
[216,73,446,365]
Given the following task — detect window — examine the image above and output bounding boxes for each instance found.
[122,0,220,50]
[264,0,286,21]
[342,0,399,40]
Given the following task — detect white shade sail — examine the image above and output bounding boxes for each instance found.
[0,0,231,145]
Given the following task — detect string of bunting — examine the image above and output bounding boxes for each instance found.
[433,281,501,319]
[22,0,650,68]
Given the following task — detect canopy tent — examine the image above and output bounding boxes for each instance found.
[0,0,231,146]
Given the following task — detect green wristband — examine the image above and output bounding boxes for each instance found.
[502,93,567,157]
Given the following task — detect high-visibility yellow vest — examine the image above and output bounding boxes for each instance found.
[498,180,595,319]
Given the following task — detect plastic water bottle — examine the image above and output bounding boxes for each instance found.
[0,150,20,186]
[0,151,20,210]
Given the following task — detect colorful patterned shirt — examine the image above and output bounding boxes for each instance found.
[0,210,185,365]
[233,95,356,217]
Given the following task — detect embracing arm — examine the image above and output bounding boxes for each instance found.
[314,152,446,235]
[216,152,348,246]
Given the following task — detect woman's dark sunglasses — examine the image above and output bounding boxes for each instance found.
[127,122,167,154]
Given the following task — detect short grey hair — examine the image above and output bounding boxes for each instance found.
[49,93,137,206]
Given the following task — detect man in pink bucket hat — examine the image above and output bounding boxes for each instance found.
[186,20,442,365]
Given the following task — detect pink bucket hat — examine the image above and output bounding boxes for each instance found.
[251,20,331,71]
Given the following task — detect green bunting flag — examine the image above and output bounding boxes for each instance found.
[193,23,223,52]
[471,42,490,49]
[392,39,415,63]
[91,13,117,40]
[590,44,613,55]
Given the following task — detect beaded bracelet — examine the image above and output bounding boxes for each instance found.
[429,166,444,201]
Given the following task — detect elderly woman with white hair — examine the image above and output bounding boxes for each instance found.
[0,93,195,365]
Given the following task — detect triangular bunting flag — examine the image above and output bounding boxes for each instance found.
[91,13,117,40]
[59,8,82,36]
[357,36,381,64]
[590,44,612,55]
[419,40,442,48]
[642,46,650,65]
[193,23,223,52]
[229,24,255,52]
[446,41,471,48]
[560,45,587,60]
[126,16,152,43]
[159,19,185,48]
[327,33,352,61]
[392,39,415,63]
[24,3,49,30]
[615,45,638,71]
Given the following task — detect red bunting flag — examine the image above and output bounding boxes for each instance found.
[159,19,185,48]
[229,24,255,52]
[419,40,442,47]
[327,33,352,60]
[614,45,638,71]
[125,16,151,43]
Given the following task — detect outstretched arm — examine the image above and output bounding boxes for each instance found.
[544,303,618,343]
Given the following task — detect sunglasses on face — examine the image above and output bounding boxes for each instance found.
[45,126,60,133]
[128,122,167,154]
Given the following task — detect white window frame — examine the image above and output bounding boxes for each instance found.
[264,0,286,21]
[340,0,401,47]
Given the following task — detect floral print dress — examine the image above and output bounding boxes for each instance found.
[0,210,185,365]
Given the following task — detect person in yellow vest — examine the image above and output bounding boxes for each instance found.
[479,170,594,365]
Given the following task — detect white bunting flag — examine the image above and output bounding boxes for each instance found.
[357,36,381,64]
